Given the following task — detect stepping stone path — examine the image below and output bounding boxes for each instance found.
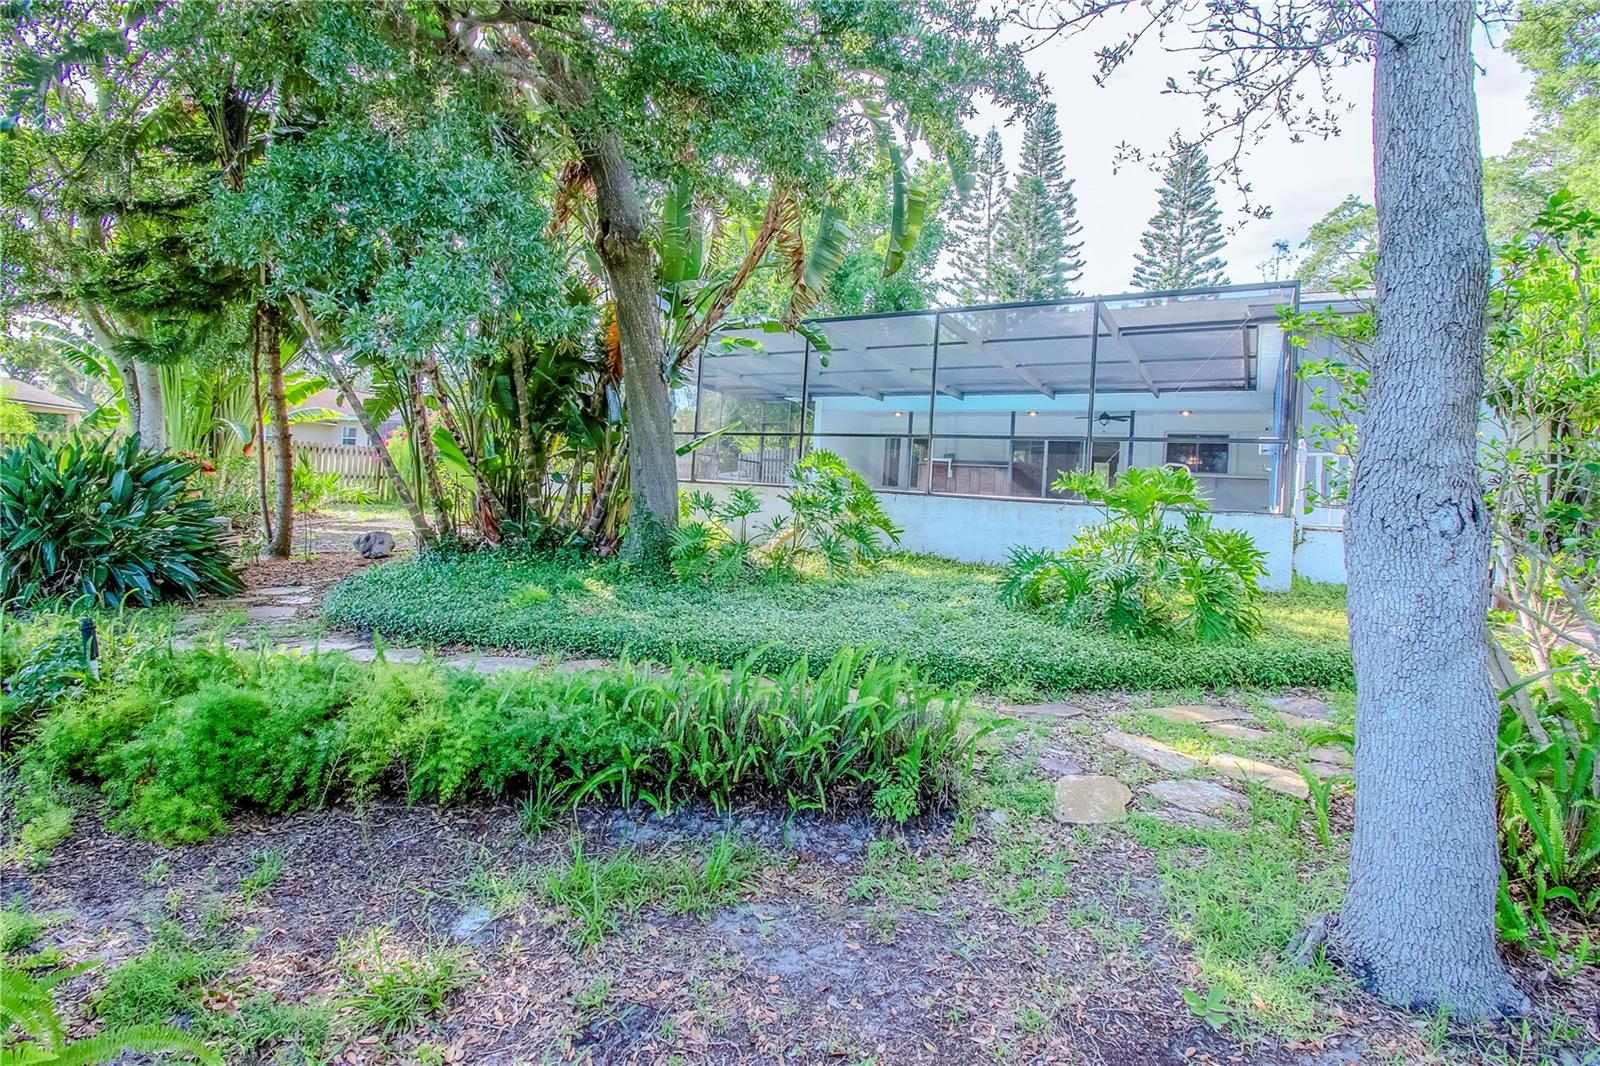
[1142,778,1246,815]
[1147,703,1250,725]
[1207,753,1310,799]
[1002,701,1088,720]
[252,585,312,597]
[1202,721,1272,743]
[1268,694,1337,721]
[1103,731,1197,774]
[1052,775,1132,824]
[245,605,298,622]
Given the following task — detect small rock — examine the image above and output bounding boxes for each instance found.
[254,585,311,596]
[1052,775,1132,824]
[245,605,297,621]
[1002,701,1089,720]
[1206,753,1309,798]
[1268,694,1337,721]
[833,852,851,866]
[1203,721,1271,743]
[987,809,1009,826]
[1148,703,1249,725]
[1307,761,1350,780]
[354,530,396,559]
[1143,778,1247,814]
[1103,731,1197,774]
[1308,745,1351,765]
[450,904,494,942]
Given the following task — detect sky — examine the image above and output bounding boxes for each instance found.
[961,22,1536,295]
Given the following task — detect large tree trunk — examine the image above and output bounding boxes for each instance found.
[583,132,678,565]
[1333,0,1527,1020]
[133,360,166,450]
[527,46,677,565]
[263,304,295,559]
[286,293,434,547]
[79,303,139,435]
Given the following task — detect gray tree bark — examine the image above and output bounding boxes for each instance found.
[133,360,165,450]
[529,47,679,566]
[1334,0,1527,1020]
[262,304,295,559]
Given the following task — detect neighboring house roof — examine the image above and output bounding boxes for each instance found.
[0,376,85,415]
[287,387,402,439]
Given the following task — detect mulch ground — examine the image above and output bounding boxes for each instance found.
[8,786,1593,1064]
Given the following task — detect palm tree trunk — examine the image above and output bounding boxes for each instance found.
[263,303,295,558]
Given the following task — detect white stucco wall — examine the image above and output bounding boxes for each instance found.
[1294,526,1348,585]
[696,482,1301,591]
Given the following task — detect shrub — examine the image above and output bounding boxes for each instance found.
[669,451,900,583]
[769,450,902,576]
[0,433,242,609]
[291,453,340,513]
[1001,466,1266,642]
[17,642,975,842]
[1496,669,1600,956]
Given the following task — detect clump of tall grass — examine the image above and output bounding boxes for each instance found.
[12,634,976,843]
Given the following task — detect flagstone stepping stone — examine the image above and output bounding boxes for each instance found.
[1148,807,1225,830]
[254,585,312,596]
[1003,701,1089,720]
[1306,761,1349,780]
[1206,753,1309,798]
[1148,704,1249,725]
[245,605,298,622]
[1037,748,1084,776]
[1103,731,1197,774]
[1309,745,1352,765]
[1143,778,1247,814]
[343,646,426,663]
[1271,711,1325,732]
[446,653,548,675]
[1052,776,1132,824]
[1268,694,1337,721]
[275,595,317,606]
[551,658,612,673]
[1203,721,1272,743]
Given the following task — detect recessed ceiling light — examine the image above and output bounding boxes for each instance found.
[892,410,903,417]
[1180,409,1192,417]
[1027,410,1038,417]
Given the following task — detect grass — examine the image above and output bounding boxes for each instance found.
[93,921,240,1030]
[539,834,764,945]
[1125,790,1351,1041]
[322,551,1353,695]
[335,927,478,1036]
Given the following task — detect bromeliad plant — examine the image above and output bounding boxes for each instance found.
[1495,668,1600,957]
[0,434,243,609]
[1000,466,1266,642]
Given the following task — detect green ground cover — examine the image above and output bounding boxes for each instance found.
[322,552,1354,695]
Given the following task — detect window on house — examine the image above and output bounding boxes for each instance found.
[1165,435,1229,475]
[341,426,358,447]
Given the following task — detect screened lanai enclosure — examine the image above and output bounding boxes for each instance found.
[674,282,1302,515]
